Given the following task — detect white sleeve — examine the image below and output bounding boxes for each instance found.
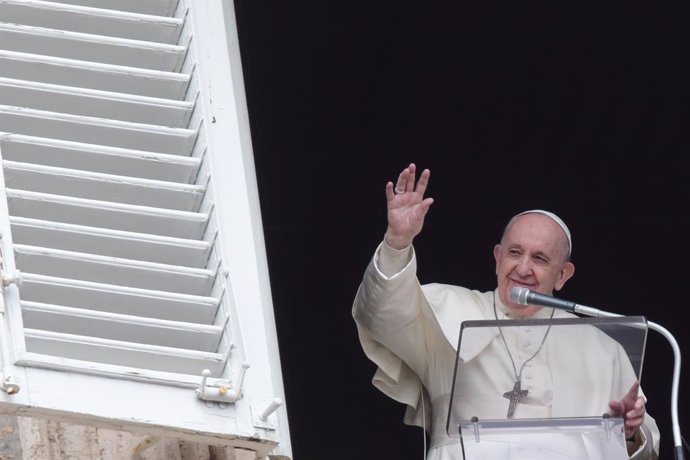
[351,242,436,428]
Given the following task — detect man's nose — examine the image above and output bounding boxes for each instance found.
[515,257,533,276]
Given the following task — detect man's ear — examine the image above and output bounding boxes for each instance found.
[493,244,501,275]
[555,262,575,291]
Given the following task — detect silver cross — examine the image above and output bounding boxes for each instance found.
[503,380,528,418]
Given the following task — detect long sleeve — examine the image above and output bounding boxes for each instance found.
[351,242,433,427]
[629,415,660,460]
[353,242,433,377]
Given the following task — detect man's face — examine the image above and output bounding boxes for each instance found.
[493,213,575,316]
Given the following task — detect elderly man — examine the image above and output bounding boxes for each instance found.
[352,163,660,459]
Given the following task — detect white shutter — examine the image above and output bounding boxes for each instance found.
[0,0,291,457]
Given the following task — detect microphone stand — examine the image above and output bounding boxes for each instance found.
[571,304,684,460]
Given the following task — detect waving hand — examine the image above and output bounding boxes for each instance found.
[384,163,434,249]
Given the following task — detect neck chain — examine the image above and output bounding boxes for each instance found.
[493,291,554,418]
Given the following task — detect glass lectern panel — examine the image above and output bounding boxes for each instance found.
[446,316,647,459]
[458,416,627,460]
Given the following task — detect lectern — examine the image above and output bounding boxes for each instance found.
[446,316,648,459]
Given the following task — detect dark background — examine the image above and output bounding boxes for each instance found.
[233,2,689,458]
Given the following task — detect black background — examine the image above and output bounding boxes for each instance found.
[233,2,689,458]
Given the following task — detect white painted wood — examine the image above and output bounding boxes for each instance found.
[186,2,292,455]
[38,0,179,17]
[7,367,280,456]
[21,301,223,351]
[0,51,190,99]
[15,352,217,387]
[3,160,205,211]
[0,0,184,44]
[24,328,226,375]
[0,134,201,183]
[0,78,193,127]
[0,106,198,156]
[0,23,186,71]
[20,273,219,324]
[14,244,215,295]
[6,189,209,239]
[10,217,212,267]
[0,0,292,455]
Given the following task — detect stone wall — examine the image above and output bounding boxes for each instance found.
[0,415,264,460]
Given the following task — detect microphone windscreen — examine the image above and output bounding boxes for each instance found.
[509,286,530,305]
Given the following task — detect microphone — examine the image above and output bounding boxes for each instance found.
[509,286,686,459]
[510,287,579,312]
[509,287,605,317]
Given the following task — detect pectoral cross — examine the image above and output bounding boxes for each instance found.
[503,380,528,418]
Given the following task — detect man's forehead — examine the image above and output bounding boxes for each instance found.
[505,215,567,251]
[511,209,572,254]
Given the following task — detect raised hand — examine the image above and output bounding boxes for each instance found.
[609,381,646,440]
[384,163,434,250]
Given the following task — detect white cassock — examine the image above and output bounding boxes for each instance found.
[352,242,660,460]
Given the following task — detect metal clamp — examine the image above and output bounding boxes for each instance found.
[196,362,249,404]
[1,374,19,395]
[1,269,22,289]
[471,416,480,442]
[601,413,613,440]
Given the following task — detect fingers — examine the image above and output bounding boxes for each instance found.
[392,163,431,196]
[608,381,641,416]
[415,168,431,196]
[620,397,644,420]
[627,396,645,420]
[385,182,395,201]
[394,163,415,194]
[624,400,645,438]
[622,381,640,407]
[609,385,646,439]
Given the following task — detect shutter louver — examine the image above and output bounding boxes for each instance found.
[0,0,290,456]
[0,0,226,384]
